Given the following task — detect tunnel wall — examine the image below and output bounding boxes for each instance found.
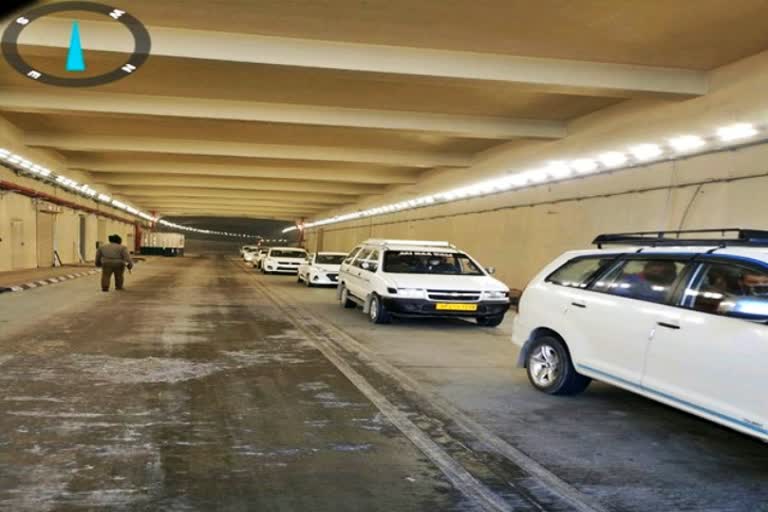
[305,142,768,291]
[0,167,136,272]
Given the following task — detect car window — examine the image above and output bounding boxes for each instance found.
[316,254,345,265]
[344,247,362,265]
[361,249,380,272]
[270,249,307,258]
[591,258,688,304]
[681,262,768,322]
[382,250,483,275]
[353,249,373,268]
[546,256,615,288]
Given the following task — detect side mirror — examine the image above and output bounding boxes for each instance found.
[486,266,496,275]
[361,261,370,270]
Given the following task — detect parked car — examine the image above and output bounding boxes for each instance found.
[297,252,347,287]
[337,239,510,325]
[240,245,258,257]
[252,248,270,269]
[261,247,308,274]
[512,228,768,442]
[242,246,259,263]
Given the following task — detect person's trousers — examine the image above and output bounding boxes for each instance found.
[101,263,125,291]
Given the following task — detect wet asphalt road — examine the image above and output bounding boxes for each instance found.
[1,250,767,512]
[0,255,464,511]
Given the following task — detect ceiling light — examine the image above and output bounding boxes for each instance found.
[525,169,549,183]
[629,144,663,161]
[547,161,572,179]
[717,123,757,142]
[571,159,598,174]
[669,135,706,152]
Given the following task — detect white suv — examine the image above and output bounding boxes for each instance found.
[512,229,768,442]
[337,239,511,326]
[261,247,308,274]
[297,252,347,287]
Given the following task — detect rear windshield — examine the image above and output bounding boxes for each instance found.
[316,254,345,264]
[383,250,483,275]
[271,249,306,258]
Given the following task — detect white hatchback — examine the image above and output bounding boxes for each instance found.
[261,247,308,274]
[297,252,346,287]
[512,229,768,442]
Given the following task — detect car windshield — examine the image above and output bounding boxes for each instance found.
[383,250,484,275]
[316,254,345,265]
[271,249,306,258]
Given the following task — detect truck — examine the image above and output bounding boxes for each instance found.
[140,232,185,257]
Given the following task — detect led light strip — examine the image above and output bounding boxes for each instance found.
[0,148,261,239]
[283,122,761,233]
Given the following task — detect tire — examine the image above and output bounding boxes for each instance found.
[297,274,303,284]
[368,294,391,324]
[525,336,591,395]
[339,285,356,309]
[476,314,504,327]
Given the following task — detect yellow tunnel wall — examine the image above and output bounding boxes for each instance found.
[305,142,768,291]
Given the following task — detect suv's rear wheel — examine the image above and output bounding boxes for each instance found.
[476,314,504,327]
[368,294,391,324]
[339,285,356,309]
[526,336,590,395]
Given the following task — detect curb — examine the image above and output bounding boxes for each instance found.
[0,269,100,294]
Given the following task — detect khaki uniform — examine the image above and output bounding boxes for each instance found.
[96,243,134,291]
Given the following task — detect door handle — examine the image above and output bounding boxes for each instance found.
[657,321,680,330]
[571,302,587,308]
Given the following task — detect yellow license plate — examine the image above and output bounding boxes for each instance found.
[435,303,478,311]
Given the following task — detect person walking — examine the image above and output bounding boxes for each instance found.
[95,234,134,292]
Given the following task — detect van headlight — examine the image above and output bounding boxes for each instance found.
[397,288,426,299]
[482,290,509,300]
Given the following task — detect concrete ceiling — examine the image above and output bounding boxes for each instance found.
[3,0,768,222]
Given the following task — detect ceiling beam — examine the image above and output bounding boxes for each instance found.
[18,17,708,97]
[90,173,382,195]
[0,89,564,140]
[160,211,301,221]
[133,198,331,209]
[112,187,354,204]
[158,207,316,216]
[138,200,328,212]
[27,134,470,167]
[71,159,420,185]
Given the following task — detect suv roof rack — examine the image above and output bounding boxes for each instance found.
[363,239,456,248]
[592,228,768,248]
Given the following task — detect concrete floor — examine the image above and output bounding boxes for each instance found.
[0,250,766,511]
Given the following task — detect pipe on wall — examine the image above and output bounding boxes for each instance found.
[0,180,137,226]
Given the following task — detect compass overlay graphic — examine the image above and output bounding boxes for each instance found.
[2,1,151,87]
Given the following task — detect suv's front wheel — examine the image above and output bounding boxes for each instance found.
[526,336,590,395]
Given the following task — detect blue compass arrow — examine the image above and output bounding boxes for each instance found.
[65,21,86,72]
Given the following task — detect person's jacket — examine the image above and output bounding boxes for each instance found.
[96,243,134,268]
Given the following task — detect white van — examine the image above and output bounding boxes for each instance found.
[512,229,768,442]
[337,239,511,325]
[261,247,308,274]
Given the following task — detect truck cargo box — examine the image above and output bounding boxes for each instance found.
[140,232,185,256]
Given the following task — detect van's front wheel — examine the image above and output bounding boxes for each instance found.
[526,336,590,395]
[368,295,391,324]
[476,314,504,327]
